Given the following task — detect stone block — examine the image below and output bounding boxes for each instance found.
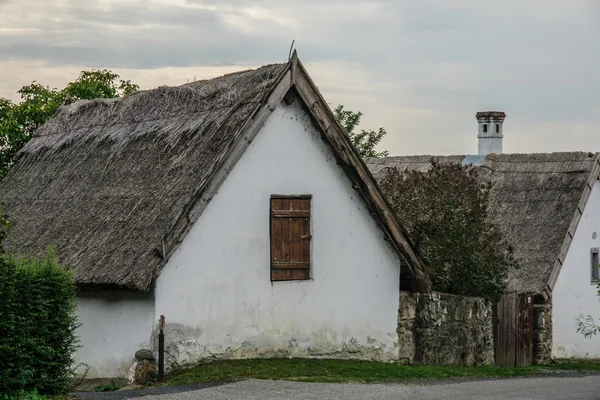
[135,348,155,361]
[399,292,417,321]
[133,360,157,385]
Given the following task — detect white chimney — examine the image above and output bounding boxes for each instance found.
[476,111,506,155]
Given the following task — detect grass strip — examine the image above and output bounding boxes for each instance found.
[165,358,600,386]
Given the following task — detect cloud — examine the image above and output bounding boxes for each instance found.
[0,1,290,67]
[0,0,598,156]
[0,60,260,102]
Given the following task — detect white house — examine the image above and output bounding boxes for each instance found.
[0,53,429,378]
[367,112,600,363]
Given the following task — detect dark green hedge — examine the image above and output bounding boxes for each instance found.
[0,252,78,395]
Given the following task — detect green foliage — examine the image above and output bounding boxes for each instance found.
[576,281,600,338]
[333,105,389,158]
[0,389,47,400]
[0,251,79,396]
[0,98,27,180]
[379,160,518,300]
[63,70,139,100]
[0,70,139,178]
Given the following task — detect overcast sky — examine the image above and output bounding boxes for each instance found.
[0,0,598,155]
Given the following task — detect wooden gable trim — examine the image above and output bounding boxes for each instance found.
[289,54,430,292]
[546,155,600,295]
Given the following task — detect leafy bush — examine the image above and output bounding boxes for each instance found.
[0,389,48,400]
[379,160,518,300]
[0,251,78,395]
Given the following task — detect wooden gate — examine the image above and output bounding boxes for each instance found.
[492,292,533,367]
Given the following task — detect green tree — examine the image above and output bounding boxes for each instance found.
[379,160,518,300]
[333,105,389,158]
[0,70,139,178]
[63,70,139,100]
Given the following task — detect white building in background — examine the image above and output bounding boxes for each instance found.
[367,112,600,362]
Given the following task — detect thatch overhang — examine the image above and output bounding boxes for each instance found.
[367,152,600,298]
[0,53,430,292]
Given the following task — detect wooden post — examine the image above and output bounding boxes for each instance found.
[158,315,165,382]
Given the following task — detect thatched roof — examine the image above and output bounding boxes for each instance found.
[367,152,600,296]
[0,54,430,292]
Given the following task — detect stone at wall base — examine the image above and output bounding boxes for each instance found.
[135,348,156,361]
[134,360,157,384]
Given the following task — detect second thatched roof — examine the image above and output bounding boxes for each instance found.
[367,152,600,296]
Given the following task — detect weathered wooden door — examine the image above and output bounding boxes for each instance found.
[516,294,534,366]
[493,293,533,367]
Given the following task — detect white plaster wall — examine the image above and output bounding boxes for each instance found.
[553,180,600,358]
[75,292,155,378]
[154,96,401,366]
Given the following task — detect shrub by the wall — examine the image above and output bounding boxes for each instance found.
[0,252,78,395]
[379,161,518,300]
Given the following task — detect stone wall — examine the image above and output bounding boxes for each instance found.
[398,291,494,365]
[533,302,552,365]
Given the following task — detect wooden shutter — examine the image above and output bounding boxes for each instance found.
[270,195,311,281]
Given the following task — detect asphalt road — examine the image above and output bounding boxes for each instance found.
[131,376,600,400]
